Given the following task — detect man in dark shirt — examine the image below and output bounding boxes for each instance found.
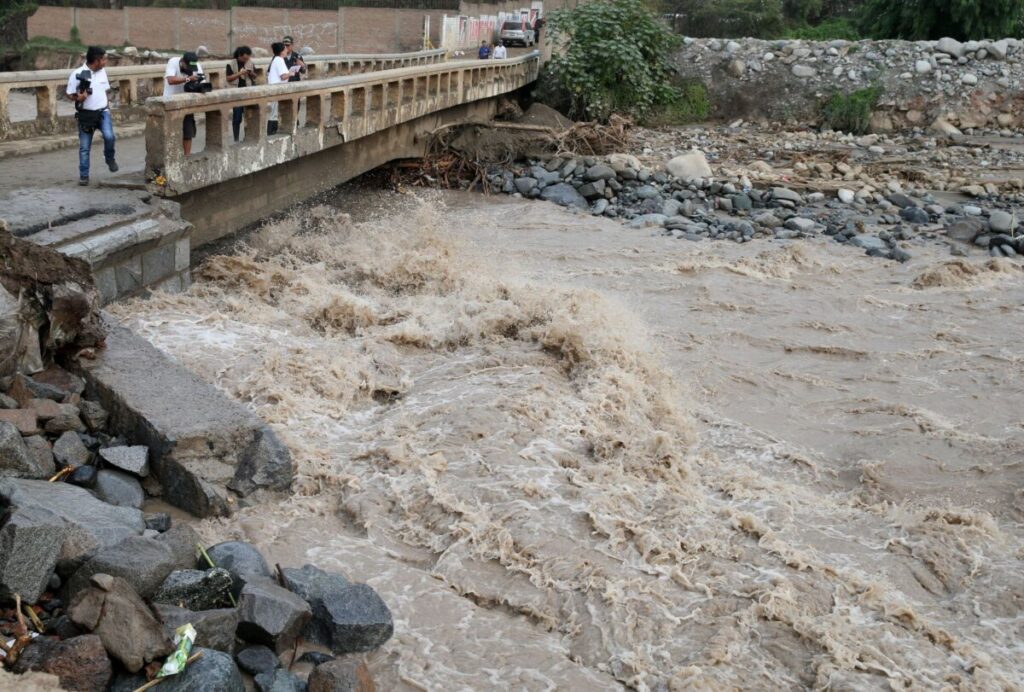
[283,35,306,83]
[478,41,491,59]
[225,45,254,141]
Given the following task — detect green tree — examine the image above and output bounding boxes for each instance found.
[545,0,681,122]
[859,0,1024,39]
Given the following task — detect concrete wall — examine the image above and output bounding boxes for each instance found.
[27,5,448,54]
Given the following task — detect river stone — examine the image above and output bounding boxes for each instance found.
[936,37,965,58]
[947,217,986,242]
[528,165,560,187]
[0,421,47,479]
[634,185,660,200]
[539,183,588,209]
[67,465,98,488]
[837,189,855,204]
[237,579,312,652]
[99,446,149,477]
[94,469,145,508]
[577,180,606,200]
[900,206,930,224]
[583,164,616,181]
[849,235,888,251]
[307,658,374,692]
[44,404,85,435]
[53,431,90,469]
[69,573,173,672]
[256,668,306,692]
[79,400,109,431]
[886,192,915,209]
[627,214,668,229]
[11,633,112,691]
[201,540,273,596]
[0,504,65,602]
[237,644,281,675]
[154,603,239,653]
[772,187,803,204]
[154,648,244,692]
[784,217,818,233]
[145,512,172,532]
[512,177,536,195]
[153,568,233,610]
[22,436,55,477]
[666,151,712,181]
[989,210,1014,232]
[229,428,294,497]
[67,534,182,600]
[0,478,144,573]
[791,64,815,78]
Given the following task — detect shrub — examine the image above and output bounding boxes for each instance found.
[858,0,1024,40]
[821,85,882,134]
[644,81,710,126]
[679,0,786,39]
[785,17,862,40]
[545,0,681,122]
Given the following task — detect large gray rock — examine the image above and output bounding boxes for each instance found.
[989,210,1014,233]
[152,647,244,692]
[946,217,986,242]
[52,430,90,469]
[201,540,272,596]
[256,668,306,692]
[539,183,588,209]
[154,603,239,653]
[528,165,561,187]
[237,644,281,675]
[583,164,616,181]
[237,579,312,652]
[0,421,48,479]
[307,658,374,692]
[69,573,173,672]
[94,469,145,508]
[0,504,66,602]
[10,633,112,691]
[936,37,965,58]
[99,445,149,477]
[153,568,233,610]
[577,180,606,200]
[283,564,394,654]
[22,436,55,478]
[512,177,537,195]
[666,151,712,181]
[77,318,293,517]
[67,534,185,599]
[0,478,144,573]
[772,187,803,204]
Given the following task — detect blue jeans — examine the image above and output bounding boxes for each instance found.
[78,109,115,179]
[232,106,243,141]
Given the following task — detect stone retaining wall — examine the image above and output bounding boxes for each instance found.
[674,36,1024,134]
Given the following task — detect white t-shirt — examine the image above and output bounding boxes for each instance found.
[493,45,507,59]
[267,56,291,85]
[66,64,109,110]
[163,57,204,97]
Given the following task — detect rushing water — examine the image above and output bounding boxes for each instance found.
[112,189,1024,690]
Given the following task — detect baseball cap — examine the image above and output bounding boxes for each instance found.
[282,36,294,45]
[182,51,199,68]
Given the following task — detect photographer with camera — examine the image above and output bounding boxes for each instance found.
[282,36,307,83]
[226,46,255,142]
[164,51,207,155]
[65,46,118,186]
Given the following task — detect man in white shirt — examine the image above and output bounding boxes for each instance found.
[492,41,508,59]
[164,51,204,155]
[266,41,295,135]
[66,46,117,186]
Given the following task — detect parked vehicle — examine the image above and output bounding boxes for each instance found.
[499,20,534,47]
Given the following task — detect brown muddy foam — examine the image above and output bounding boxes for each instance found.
[113,193,1024,690]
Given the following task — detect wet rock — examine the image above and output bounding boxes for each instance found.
[0,478,144,573]
[157,523,201,568]
[69,573,173,672]
[145,512,172,532]
[0,421,48,479]
[67,465,98,488]
[53,430,90,468]
[900,206,930,224]
[237,644,281,675]
[229,428,293,497]
[539,183,588,209]
[256,668,307,692]
[307,658,375,692]
[93,469,145,508]
[153,647,244,692]
[79,400,109,431]
[946,217,986,242]
[154,603,239,652]
[989,210,1014,232]
[67,534,182,599]
[283,564,394,654]
[99,445,149,477]
[666,151,712,181]
[849,235,888,251]
[153,567,233,610]
[237,578,312,652]
[201,540,272,596]
[11,633,112,691]
[0,504,65,602]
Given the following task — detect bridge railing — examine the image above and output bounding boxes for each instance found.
[145,52,540,196]
[0,48,446,143]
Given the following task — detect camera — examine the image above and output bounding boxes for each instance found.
[183,72,212,94]
[76,69,93,95]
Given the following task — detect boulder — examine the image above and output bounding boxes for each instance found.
[583,164,616,181]
[256,668,306,692]
[0,421,48,479]
[158,524,202,568]
[67,465,98,488]
[900,206,930,225]
[43,404,85,434]
[152,647,244,692]
[539,183,588,209]
[0,478,144,573]
[153,568,233,610]
[237,579,312,652]
[154,603,239,653]
[666,151,712,181]
[0,409,40,435]
[930,118,963,137]
[22,436,55,478]
[79,400,108,431]
[68,573,173,672]
[99,446,149,477]
[946,217,986,242]
[791,64,815,78]
[726,58,745,77]
[67,534,184,600]
[201,540,272,596]
[989,210,1014,233]
[771,187,803,204]
[11,634,112,691]
[228,429,292,497]
[0,504,65,602]
[307,658,375,692]
[936,37,965,58]
[512,177,537,195]
[283,564,394,654]
[577,180,606,200]
[607,153,640,172]
[236,644,281,675]
[784,217,818,233]
[52,430,90,469]
[93,469,145,508]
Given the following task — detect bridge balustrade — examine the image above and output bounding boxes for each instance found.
[0,49,446,143]
[144,53,540,196]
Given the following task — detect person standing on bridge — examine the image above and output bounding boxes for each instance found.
[478,40,491,60]
[282,36,307,83]
[66,46,118,186]
[267,42,293,135]
[226,46,255,142]
[492,40,507,60]
[163,52,205,156]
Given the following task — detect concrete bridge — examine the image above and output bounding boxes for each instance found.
[1,50,540,302]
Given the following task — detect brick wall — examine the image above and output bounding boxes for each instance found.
[28,6,74,45]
